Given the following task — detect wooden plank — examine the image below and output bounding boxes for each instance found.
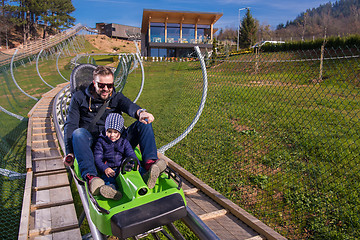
[216,214,261,240]
[33,159,64,172]
[29,223,79,237]
[32,149,61,160]
[187,191,222,213]
[32,133,57,142]
[33,126,54,131]
[33,183,69,191]
[50,186,73,203]
[18,171,33,240]
[34,175,50,188]
[34,206,51,230]
[51,204,79,229]
[33,173,68,189]
[32,127,55,134]
[183,188,199,195]
[199,209,227,221]
[204,218,238,240]
[34,189,50,205]
[26,117,34,171]
[31,199,73,211]
[184,196,207,215]
[32,147,59,152]
[52,228,82,240]
[33,156,62,161]
[34,169,67,177]
[32,141,58,149]
[33,121,52,125]
[33,234,52,240]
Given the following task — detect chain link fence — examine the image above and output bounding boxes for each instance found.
[130,45,360,239]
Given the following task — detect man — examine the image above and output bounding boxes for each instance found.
[63,65,166,199]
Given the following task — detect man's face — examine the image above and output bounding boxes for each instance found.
[93,74,114,100]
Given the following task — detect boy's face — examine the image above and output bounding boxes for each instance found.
[106,128,121,142]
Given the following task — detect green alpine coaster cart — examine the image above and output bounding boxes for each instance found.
[68,64,187,239]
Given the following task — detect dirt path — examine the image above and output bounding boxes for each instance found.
[85,35,140,53]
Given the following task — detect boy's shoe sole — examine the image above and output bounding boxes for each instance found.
[89,177,105,196]
[99,185,122,200]
[145,164,160,189]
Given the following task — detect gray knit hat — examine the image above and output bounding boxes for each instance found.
[105,113,124,133]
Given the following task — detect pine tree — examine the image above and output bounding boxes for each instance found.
[240,9,258,48]
[41,0,75,38]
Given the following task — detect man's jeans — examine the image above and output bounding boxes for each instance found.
[72,121,158,180]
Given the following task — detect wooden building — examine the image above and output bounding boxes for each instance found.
[141,9,223,57]
[96,23,141,40]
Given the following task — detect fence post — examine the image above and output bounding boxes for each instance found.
[255,47,259,74]
[319,44,325,82]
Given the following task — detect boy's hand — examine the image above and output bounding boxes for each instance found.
[105,168,115,177]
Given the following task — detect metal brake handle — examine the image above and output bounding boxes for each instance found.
[120,157,138,174]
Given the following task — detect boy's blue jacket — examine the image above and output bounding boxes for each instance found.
[64,82,141,155]
[93,132,138,174]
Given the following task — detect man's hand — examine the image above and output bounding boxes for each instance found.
[138,110,154,124]
[105,168,115,177]
[63,153,74,167]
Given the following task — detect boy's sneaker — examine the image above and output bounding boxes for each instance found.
[89,177,105,196]
[99,185,122,200]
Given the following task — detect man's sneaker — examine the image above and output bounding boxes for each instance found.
[143,164,160,189]
[99,185,122,200]
[89,177,105,196]
[154,159,167,173]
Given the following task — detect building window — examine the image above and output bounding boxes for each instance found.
[182,24,195,43]
[197,24,211,43]
[167,48,176,57]
[167,23,180,43]
[150,48,167,57]
[150,22,165,43]
[112,27,116,32]
[178,48,193,58]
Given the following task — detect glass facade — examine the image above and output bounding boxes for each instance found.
[150,22,165,42]
[149,22,210,44]
[182,24,195,43]
[147,21,212,57]
[167,23,180,43]
[197,24,211,43]
[150,48,176,57]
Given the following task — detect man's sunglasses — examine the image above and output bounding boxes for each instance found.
[96,82,114,89]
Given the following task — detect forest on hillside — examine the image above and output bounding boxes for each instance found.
[217,0,360,45]
[0,0,75,48]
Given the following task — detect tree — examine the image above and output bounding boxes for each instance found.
[239,9,258,48]
[41,0,75,38]
[0,0,75,45]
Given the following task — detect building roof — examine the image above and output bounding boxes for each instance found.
[141,9,223,33]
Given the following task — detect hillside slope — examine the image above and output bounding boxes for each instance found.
[85,35,139,53]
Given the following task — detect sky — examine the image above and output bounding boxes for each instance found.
[72,0,338,30]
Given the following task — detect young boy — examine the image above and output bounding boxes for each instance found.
[94,113,138,200]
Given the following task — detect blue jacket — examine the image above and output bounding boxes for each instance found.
[93,132,138,174]
[64,82,141,154]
